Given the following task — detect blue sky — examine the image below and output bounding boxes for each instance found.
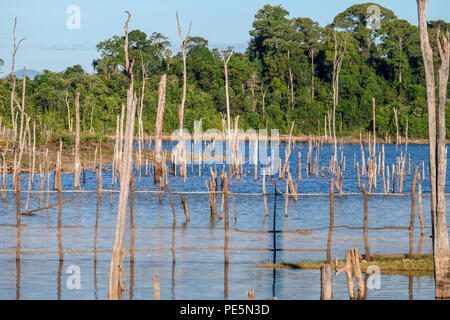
[0,0,449,74]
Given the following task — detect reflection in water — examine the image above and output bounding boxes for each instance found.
[272,188,277,299]
[171,260,175,300]
[409,276,414,300]
[1,142,444,300]
[57,260,63,300]
[418,234,425,255]
[15,260,20,300]
[94,187,100,300]
[327,180,334,262]
[224,261,229,299]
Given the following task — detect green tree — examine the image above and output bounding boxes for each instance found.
[331,3,396,60]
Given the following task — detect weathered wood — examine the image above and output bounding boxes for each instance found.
[335,250,355,300]
[417,0,450,298]
[351,248,365,299]
[109,11,137,300]
[223,175,229,265]
[356,162,361,189]
[362,185,371,261]
[263,172,269,216]
[16,176,21,261]
[74,92,81,189]
[21,198,75,216]
[246,288,255,300]
[418,174,425,236]
[320,263,332,300]
[176,12,190,179]
[57,170,63,261]
[327,179,334,263]
[409,165,419,258]
[180,195,190,223]
[153,74,167,184]
[153,274,160,300]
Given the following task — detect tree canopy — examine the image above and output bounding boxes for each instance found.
[0,2,449,143]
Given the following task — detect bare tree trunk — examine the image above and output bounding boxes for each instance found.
[417,0,450,299]
[176,13,191,179]
[310,49,316,101]
[65,90,73,132]
[153,74,167,184]
[10,18,25,137]
[109,11,138,300]
[372,97,376,158]
[74,92,81,189]
[332,31,347,172]
[393,107,399,149]
[436,24,450,298]
[320,264,332,300]
[219,49,233,140]
[287,50,295,110]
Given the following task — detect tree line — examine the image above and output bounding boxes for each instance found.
[0,2,449,143]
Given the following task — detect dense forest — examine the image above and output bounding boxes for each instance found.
[0,2,449,144]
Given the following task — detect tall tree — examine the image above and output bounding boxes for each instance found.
[176,12,191,178]
[293,17,323,100]
[381,19,420,86]
[417,0,450,299]
[332,3,396,60]
[218,48,233,140]
[109,11,138,300]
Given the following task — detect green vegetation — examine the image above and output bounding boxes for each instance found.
[1,3,449,144]
[256,254,443,275]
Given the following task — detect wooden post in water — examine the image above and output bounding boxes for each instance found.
[223,175,229,265]
[57,169,63,261]
[284,175,289,217]
[16,176,21,261]
[391,164,395,193]
[356,163,361,189]
[74,92,81,189]
[153,274,160,300]
[180,195,190,223]
[351,248,365,300]
[246,288,255,300]
[153,74,167,184]
[109,11,138,301]
[263,172,269,216]
[327,179,334,263]
[409,165,419,258]
[320,264,333,300]
[362,184,371,261]
[418,174,425,236]
[130,173,135,222]
[335,250,355,300]
[129,173,135,265]
[167,172,176,222]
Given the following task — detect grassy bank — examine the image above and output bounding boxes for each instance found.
[256,254,442,275]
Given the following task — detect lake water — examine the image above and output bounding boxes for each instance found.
[0,142,448,300]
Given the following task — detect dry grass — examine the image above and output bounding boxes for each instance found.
[256,254,443,275]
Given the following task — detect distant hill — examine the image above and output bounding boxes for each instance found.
[13,69,43,80]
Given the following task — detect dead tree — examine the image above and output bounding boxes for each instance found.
[219,49,233,141]
[176,13,191,178]
[109,11,138,300]
[65,90,73,133]
[417,0,450,299]
[331,30,347,172]
[287,50,295,110]
[153,74,167,184]
[74,92,81,189]
[10,17,25,136]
